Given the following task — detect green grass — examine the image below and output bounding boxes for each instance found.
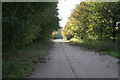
[2,40,53,78]
[70,38,119,58]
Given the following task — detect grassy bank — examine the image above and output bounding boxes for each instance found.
[70,38,120,59]
[2,40,53,78]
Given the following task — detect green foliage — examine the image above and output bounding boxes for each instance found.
[3,60,33,78]
[2,2,59,51]
[62,2,120,58]
[70,38,119,58]
[3,40,52,78]
[2,2,59,78]
[62,2,120,42]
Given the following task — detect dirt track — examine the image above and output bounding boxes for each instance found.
[29,39,118,78]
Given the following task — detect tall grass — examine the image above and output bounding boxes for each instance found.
[70,38,119,58]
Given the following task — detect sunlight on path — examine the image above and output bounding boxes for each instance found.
[53,39,69,43]
[29,39,118,78]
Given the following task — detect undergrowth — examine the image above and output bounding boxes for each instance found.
[70,38,120,58]
[2,40,53,78]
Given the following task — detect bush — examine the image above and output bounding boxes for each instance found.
[2,2,59,51]
[70,38,119,58]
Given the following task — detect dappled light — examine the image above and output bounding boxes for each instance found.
[62,2,120,58]
[2,1,120,79]
[53,39,69,43]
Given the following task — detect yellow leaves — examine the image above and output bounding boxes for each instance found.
[89,24,92,27]
[52,31,57,37]
[110,37,119,39]
[86,27,93,33]
[71,27,74,30]
[102,20,105,22]
[70,38,83,43]
[69,23,73,26]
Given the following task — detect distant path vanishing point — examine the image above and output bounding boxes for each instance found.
[29,39,118,78]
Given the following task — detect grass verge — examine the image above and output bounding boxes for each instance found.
[70,38,120,59]
[2,40,53,78]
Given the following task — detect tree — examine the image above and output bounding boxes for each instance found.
[2,2,59,51]
[62,2,120,43]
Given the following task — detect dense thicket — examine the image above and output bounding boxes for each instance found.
[62,2,120,43]
[3,2,59,51]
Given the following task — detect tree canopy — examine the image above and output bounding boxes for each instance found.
[3,2,59,51]
[62,2,120,43]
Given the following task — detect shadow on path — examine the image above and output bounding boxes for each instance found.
[29,39,118,78]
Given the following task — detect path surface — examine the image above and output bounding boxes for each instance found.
[29,39,118,78]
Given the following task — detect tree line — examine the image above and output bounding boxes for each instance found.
[3,2,59,51]
[62,2,120,43]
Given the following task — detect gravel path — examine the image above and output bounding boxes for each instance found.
[29,39,118,78]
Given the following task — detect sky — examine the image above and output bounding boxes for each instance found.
[57,0,84,27]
